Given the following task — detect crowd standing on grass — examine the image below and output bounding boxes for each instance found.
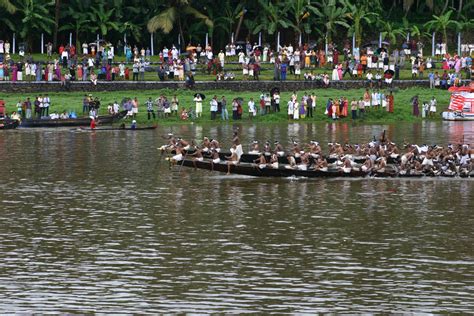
[3,87,440,123]
[0,38,471,87]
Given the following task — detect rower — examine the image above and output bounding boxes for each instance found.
[254,153,267,169]
[297,153,309,171]
[268,153,279,169]
[226,145,239,175]
[361,156,373,173]
[159,133,176,151]
[341,156,353,173]
[189,146,204,168]
[263,141,272,156]
[374,157,387,173]
[210,149,221,172]
[169,144,184,165]
[232,130,243,161]
[314,157,328,172]
[309,141,321,159]
[201,137,211,153]
[274,141,285,157]
[284,153,297,169]
[249,140,260,155]
[177,138,191,151]
[210,139,221,152]
[292,141,302,158]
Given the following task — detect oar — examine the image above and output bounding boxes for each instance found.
[178,151,188,173]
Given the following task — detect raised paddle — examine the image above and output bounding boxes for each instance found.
[178,150,188,172]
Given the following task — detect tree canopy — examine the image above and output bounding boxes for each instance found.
[0,0,471,52]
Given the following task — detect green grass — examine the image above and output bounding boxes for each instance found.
[1,87,450,125]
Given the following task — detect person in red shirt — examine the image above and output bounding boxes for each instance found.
[90,117,96,129]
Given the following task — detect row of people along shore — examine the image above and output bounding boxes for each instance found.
[5,88,437,123]
[161,132,473,177]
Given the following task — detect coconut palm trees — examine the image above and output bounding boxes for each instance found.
[147,0,212,48]
[0,0,16,13]
[344,0,379,48]
[314,0,350,45]
[424,10,461,44]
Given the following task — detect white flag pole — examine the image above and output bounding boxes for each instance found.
[151,33,154,56]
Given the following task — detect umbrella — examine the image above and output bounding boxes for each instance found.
[236,97,244,105]
[270,87,280,95]
[235,41,246,45]
[384,69,394,76]
[376,47,387,54]
[186,46,197,51]
[194,93,206,100]
[362,41,390,48]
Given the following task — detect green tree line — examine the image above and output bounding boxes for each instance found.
[0,0,472,52]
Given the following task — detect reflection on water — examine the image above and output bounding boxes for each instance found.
[0,122,473,313]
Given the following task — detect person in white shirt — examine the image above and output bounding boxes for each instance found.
[371,91,379,108]
[366,71,373,88]
[287,100,294,119]
[248,98,256,120]
[429,97,437,117]
[82,42,88,55]
[218,50,225,69]
[193,94,203,117]
[210,95,218,120]
[273,93,280,112]
[113,101,120,114]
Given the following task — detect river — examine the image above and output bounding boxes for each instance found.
[0,121,473,313]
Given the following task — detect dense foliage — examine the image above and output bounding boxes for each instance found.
[0,0,472,52]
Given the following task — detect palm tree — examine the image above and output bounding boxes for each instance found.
[147,0,212,48]
[380,21,405,45]
[0,0,16,13]
[424,10,461,44]
[252,0,291,38]
[314,0,350,45]
[58,1,92,48]
[16,0,55,50]
[344,0,379,48]
[282,0,319,44]
[89,3,120,37]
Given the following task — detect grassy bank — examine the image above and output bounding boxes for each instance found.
[1,87,450,125]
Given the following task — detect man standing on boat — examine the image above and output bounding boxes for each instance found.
[232,130,243,161]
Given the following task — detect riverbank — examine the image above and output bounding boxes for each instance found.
[1,87,451,124]
[0,79,462,94]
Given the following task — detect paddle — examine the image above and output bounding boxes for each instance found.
[178,150,188,173]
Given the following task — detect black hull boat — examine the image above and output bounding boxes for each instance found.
[79,125,158,131]
[178,159,394,178]
[20,111,127,128]
[176,159,473,178]
[0,119,19,130]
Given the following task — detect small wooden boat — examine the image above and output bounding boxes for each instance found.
[19,111,127,128]
[177,159,398,178]
[79,125,157,131]
[0,119,19,130]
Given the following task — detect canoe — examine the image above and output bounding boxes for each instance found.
[177,159,471,178]
[177,159,394,178]
[19,111,127,128]
[79,125,157,131]
[0,120,19,130]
